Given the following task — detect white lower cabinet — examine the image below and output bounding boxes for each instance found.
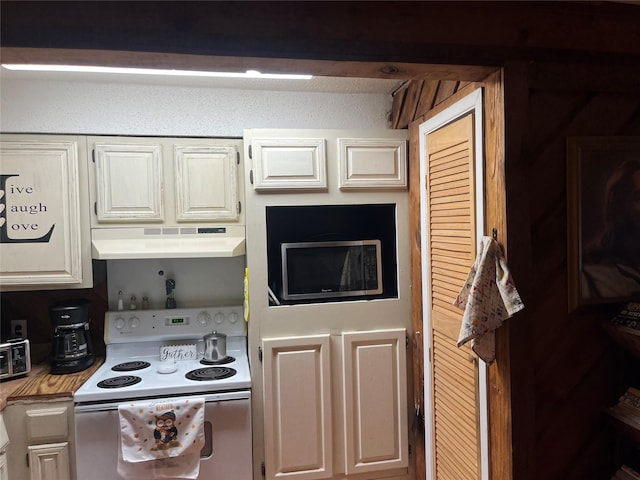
[0,413,9,480]
[4,401,74,480]
[263,334,333,480]
[342,330,409,475]
[0,452,7,480]
[262,329,408,480]
[28,443,70,480]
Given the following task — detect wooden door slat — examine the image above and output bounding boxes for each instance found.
[426,112,480,480]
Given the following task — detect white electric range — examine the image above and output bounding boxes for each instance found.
[74,306,252,480]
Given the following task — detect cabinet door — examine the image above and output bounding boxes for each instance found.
[342,329,408,475]
[0,452,7,480]
[338,138,407,190]
[251,137,327,191]
[262,335,333,480]
[0,138,91,288]
[28,442,70,480]
[94,141,164,222]
[174,144,239,221]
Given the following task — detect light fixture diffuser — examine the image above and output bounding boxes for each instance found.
[1,64,313,80]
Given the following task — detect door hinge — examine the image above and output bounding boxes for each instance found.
[248,144,253,159]
[261,461,265,477]
[258,346,263,362]
[249,169,254,185]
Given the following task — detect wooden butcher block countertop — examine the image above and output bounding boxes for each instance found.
[1,359,103,410]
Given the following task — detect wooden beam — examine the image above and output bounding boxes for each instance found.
[498,62,536,480]
[0,47,495,83]
[408,118,425,480]
[529,62,640,93]
[2,2,639,68]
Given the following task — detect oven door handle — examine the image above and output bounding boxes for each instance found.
[74,390,251,413]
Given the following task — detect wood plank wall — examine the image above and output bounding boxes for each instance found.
[396,64,640,480]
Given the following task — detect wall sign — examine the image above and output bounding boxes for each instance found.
[0,173,56,243]
[160,344,198,361]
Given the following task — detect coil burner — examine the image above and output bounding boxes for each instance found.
[97,375,142,389]
[185,367,236,381]
[111,361,151,372]
[200,356,235,366]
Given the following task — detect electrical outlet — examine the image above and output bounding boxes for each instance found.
[10,319,27,339]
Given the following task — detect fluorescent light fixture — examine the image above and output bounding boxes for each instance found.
[1,64,313,80]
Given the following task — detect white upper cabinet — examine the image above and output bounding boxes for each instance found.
[0,135,92,290]
[250,137,327,191]
[93,141,164,222]
[245,129,407,193]
[174,144,239,221]
[88,136,242,226]
[338,137,407,190]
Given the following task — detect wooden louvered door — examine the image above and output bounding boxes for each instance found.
[424,111,482,480]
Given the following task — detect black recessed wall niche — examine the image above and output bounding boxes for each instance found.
[266,204,398,305]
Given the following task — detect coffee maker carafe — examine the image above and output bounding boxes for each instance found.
[49,299,95,374]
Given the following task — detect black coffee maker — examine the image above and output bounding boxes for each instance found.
[49,299,95,374]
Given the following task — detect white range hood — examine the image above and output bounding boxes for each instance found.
[91,226,245,260]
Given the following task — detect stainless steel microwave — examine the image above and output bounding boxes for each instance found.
[281,240,383,301]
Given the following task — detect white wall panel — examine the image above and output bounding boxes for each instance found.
[0,80,390,137]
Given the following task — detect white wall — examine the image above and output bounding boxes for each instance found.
[0,79,391,136]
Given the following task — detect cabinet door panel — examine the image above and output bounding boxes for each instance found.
[252,138,327,191]
[94,142,164,222]
[174,145,239,221]
[262,335,332,480]
[342,329,408,474]
[0,139,89,287]
[338,138,407,190]
[0,453,7,480]
[28,442,70,480]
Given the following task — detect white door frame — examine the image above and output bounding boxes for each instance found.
[418,88,489,480]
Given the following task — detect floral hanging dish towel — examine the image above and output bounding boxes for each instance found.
[453,236,524,363]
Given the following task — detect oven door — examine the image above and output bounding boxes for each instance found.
[75,391,252,480]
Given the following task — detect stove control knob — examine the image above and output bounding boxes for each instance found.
[114,316,126,329]
[197,311,211,326]
[228,311,239,324]
[214,312,225,325]
[129,316,140,329]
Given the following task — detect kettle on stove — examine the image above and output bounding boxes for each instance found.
[49,299,95,374]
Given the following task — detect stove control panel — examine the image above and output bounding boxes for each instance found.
[105,306,245,344]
